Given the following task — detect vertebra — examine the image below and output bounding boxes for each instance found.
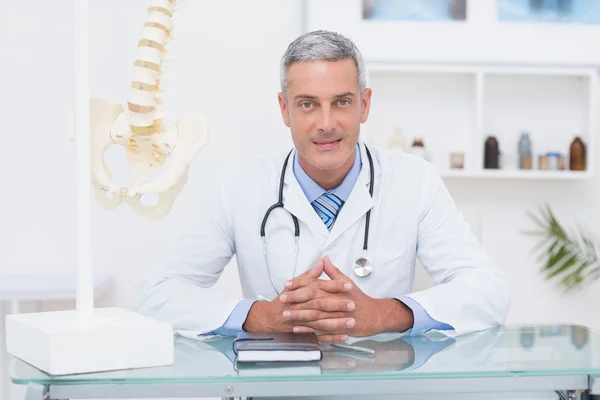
[90,0,207,220]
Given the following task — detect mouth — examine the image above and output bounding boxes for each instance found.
[313,138,342,151]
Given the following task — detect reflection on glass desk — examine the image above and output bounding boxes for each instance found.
[10,324,600,400]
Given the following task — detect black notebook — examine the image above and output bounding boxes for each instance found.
[232,332,323,363]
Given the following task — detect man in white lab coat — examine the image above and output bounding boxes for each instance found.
[136,30,510,342]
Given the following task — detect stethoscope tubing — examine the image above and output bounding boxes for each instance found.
[261,145,374,251]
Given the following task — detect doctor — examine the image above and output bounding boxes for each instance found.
[136,30,510,342]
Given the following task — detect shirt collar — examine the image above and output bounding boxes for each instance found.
[293,144,362,204]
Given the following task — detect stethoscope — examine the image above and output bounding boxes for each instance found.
[260,145,375,295]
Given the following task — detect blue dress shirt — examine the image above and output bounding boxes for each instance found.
[208,145,453,336]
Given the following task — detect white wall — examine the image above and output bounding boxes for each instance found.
[3,2,600,399]
[1,2,76,399]
[1,0,77,277]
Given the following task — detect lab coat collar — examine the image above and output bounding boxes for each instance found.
[282,152,329,237]
[326,141,380,247]
[282,141,381,244]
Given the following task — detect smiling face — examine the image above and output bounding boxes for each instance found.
[278,59,372,188]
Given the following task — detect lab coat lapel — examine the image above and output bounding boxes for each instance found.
[282,152,329,236]
[326,143,379,247]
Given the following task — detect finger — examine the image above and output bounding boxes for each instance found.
[295,317,356,333]
[309,258,325,277]
[281,283,348,303]
[291,326,314,334]
[323,256,348,281]
[279,286,320,304]
[281,280,352,303]
[283,309,348,322]
[284,275,315,291]
[284,258,324,290]
[291,297,355,312]
[318,279,353,294]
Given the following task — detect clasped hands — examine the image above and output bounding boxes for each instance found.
[243,256,414,342]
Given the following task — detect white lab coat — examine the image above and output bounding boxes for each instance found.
[136,142,510,338]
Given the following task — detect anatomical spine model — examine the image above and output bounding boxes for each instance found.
[91,0,207,220]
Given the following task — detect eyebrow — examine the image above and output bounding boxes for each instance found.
[293,92,356,101]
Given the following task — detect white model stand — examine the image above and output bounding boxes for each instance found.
[4,0,193,375]
[5,308,173,375]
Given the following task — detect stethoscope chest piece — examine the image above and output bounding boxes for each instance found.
[352,252,373,278]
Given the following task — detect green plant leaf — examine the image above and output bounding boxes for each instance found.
[524,205,600,293]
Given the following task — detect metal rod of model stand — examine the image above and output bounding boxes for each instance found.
[73,0,94,317]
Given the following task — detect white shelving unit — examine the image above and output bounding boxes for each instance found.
[440,169,592,180]
[363,63,597,180]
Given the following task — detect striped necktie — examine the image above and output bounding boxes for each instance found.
[312,192,344,231]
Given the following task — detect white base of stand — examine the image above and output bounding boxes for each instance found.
[5,307,173,375]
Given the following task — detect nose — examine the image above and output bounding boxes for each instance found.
[315,105,336,133]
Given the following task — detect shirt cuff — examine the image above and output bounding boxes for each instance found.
[398,296,454,335]
[202,299,256,337]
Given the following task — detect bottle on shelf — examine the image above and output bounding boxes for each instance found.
[410,137,430,161]
[484,136,500,169]
[387,127,408,152]
[569,136,587,171]
[518,132,532,170]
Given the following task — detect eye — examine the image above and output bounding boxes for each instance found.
[299,102,313,109]
[337,99,351,106]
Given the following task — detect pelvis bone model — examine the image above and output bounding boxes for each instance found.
[91,0,207,220]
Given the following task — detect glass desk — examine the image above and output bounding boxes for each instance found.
[10,324,600,400]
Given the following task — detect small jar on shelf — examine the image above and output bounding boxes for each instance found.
[410,137,430,161]
[449,152,465,169]
[547,152,560,170]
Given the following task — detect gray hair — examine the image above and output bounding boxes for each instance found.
[280,30,366,97]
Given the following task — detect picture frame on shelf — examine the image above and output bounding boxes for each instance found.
[362,0,467,22]
[304,0,600,66]
[497,0,600,25]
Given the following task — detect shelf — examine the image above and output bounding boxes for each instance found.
[440,169,592,180]
[366,63,596,78]
[363,62,596,181]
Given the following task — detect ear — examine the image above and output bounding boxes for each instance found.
[278,92,291,127]
[360,88,372,124]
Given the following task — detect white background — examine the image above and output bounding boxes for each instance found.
[2,0,600,399]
